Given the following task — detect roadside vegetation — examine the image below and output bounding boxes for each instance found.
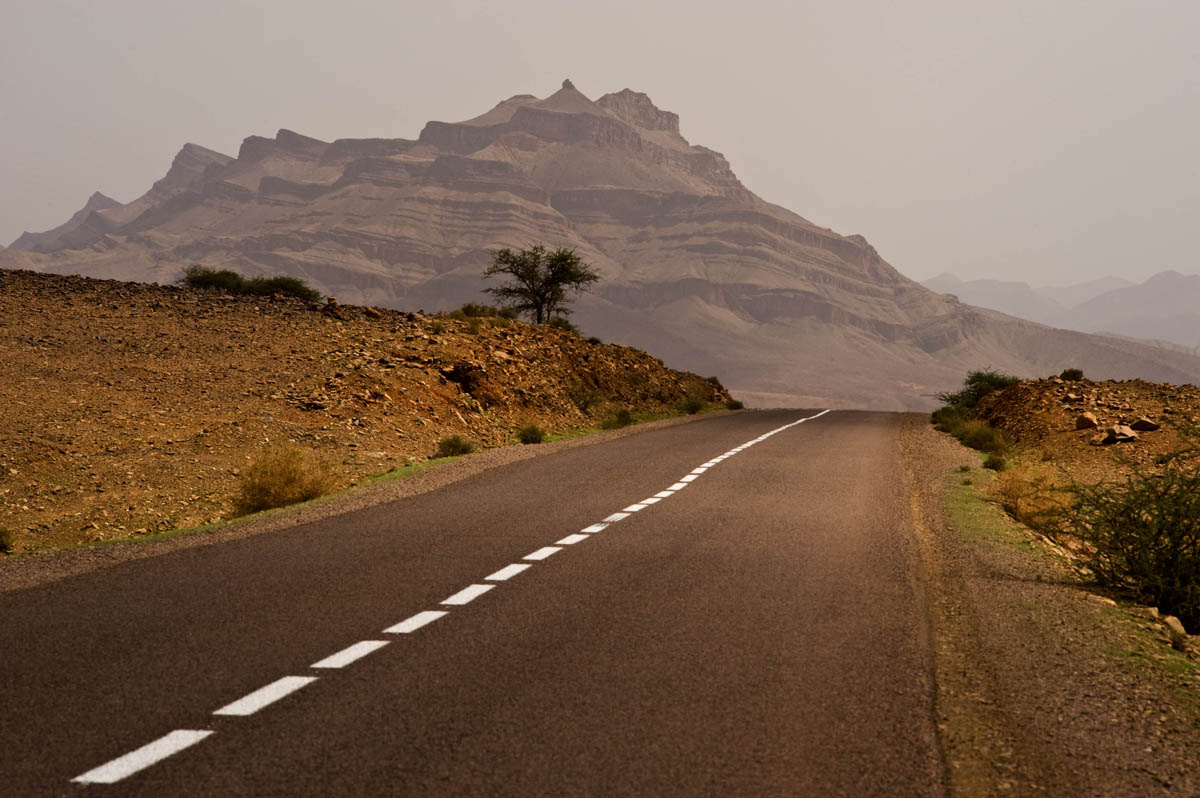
[931,368,1017,468]
[180,265,322,302]
[435,435,475,458]
[516,424,545,444]
[234,443,335,516]
[934,367,1200,633]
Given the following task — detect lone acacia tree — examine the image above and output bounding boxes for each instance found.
[482,244,600,324]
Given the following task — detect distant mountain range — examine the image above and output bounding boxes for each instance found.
[923,272,1200,350]
[6,79,1200,408]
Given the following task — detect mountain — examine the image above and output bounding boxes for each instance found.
[922,273,1067,326]
[924,272,1199,351]
[1036,276,1133,308]
[8,191,120,252]
[1067,271,1200,349]
[6,79,1200,409]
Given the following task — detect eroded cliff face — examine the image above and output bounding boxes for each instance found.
[6,80,1200,408]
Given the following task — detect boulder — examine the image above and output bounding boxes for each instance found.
[1075,412,1100,430]
[1100,424,1139,444]
[1130,416,1160,432]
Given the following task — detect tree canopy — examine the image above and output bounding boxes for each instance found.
[482,245,600,324]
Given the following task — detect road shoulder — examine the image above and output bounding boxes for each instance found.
[901,414,1200,796]
[0,412,724,594]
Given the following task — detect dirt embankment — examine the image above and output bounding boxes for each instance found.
[974,376,1200,483]
[0,270,728,553]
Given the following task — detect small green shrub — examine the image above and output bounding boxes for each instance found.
[586,336,602,345]
[235,444,334,516]
[600,408,634,429]
[435,435,474,458]
[983,454,1007,471]
[680,395,706,415]
[517,424,545,445]
[931,406,967,435]
[429,320,445,334]
[546,316,581,335]
[243,275,322,302]
[937,368,1020,410]
[1059,367,1085,381]
[959,420,1010,454]
[181,265,244,293]
[446,309,469,322]
[1063,455,1200,628]
[465,317,482,335]
[180,265,321,302]
[725,399,745,410]
[0,526,14,554]
[459,302,497,317]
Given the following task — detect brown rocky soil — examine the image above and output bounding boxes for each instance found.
[0,270,727,554]
[974,376,1200,483]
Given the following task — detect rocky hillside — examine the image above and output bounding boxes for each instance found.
[0,270,727,553]
[974,376,1200,482]
[7,80,1200,408]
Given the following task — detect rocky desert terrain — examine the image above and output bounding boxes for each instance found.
[7,80,1200,409]
[0,270,727,554]
[975,376,1200,483]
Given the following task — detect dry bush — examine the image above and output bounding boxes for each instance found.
[990,460,1072,532]
[435,435,474,458]
[235,443,335,516]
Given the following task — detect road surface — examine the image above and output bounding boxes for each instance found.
[0,409,945,796]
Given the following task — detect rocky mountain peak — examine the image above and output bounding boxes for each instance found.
[596,89,681,134]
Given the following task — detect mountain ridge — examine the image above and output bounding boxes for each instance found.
[5,80,1200,408]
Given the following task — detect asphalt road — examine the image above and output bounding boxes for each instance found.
[0,409,945,796]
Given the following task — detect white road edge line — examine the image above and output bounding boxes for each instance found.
[384,610,447,634]
[213,676,317,717]
[442,584,494,605]
[73,730,214,784]
[640,497,662,505]
[653,491,675,499]
[311,640,389,669]
[581,523,609,533]
[667,482,689,491]
[525,546,562,561]
[622,503,648,512]
[486,563,531,581]
[604,512,630,522]
[679,475,698,483]
[556,533,590,545]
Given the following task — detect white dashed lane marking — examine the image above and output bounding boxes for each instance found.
[73,730,214,784]
[67,409,833,784]
[311,640,390,670]
[524,546,562,561]
[384,610,447,634]
[486,563,531,581]
[441,584,494,605]
[213,676,317,717]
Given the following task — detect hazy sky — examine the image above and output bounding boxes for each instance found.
[2,0,1197,285]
